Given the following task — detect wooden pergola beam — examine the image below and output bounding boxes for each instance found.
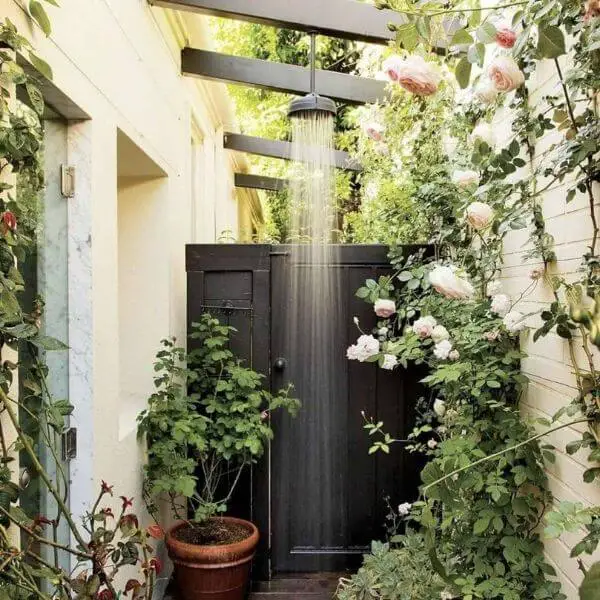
[235,173,288,192]
[182,49,387,106]
[149,0,400,44]
[224,133,362,172]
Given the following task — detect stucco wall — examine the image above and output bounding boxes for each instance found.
[502,57,600,598]
[2,0,257,578]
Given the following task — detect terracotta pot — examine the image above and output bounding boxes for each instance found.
[165,517,259,600]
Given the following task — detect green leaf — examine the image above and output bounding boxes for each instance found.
[450,28,474,46]
[29,0,52,36]
[467,43,485,67]
[29,335,69,351]
[455,57,472,89]
[28,50,53,80]
[26,82,45,115]
[395,23,418,51]
[537,25,566,59]
[473,517,490,534]
[476,22,497,44]
[580,563,600,600]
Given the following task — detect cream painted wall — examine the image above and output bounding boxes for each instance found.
[501,56,600,598]
[1,0,260,575]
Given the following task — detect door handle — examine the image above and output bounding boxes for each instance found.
[273,357,287,371]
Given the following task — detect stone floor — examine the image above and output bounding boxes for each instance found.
[250,574,341,600]
[166,573,342,600]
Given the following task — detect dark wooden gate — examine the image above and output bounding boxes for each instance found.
[186,244,424,578]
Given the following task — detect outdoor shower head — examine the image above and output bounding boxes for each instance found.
[288,32,337,118]
[288,93,337,118]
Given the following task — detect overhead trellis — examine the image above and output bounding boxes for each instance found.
[148,0,401,44]
[153,0,388,190]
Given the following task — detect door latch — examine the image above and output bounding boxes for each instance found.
[61,427,77,461]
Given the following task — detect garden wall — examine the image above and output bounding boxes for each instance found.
[3,0,260,587]
[501,57,600,597]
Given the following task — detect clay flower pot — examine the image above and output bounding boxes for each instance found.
[166,517,259,600]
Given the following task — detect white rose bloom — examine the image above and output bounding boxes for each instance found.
[433,398,446,417]
[427,439,438,449]
[346,345,361,361]
[488,56,525,93]
[441,591,454,600]
[487,280,502,296]
[452,169,479,188]
[475,81,499,105]
[503,311,527,334]
[347,335,380,362]
[431,325,450,343]
[378,326,389,336]
[365,181,380,201]
[381,354,398,370]
[490,293,511,317]
[471,122,496,148]
[412,315,438,338]
[466,202,494,230]
[374,298,396,318]
[433,339,453,360]
[448,349,460,361]
[429,266,475,300]
[398,502,412,516]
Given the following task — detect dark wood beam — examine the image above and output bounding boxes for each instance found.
[224,133,362,172]
[182,49,387,106]
[235,173,288,192]
[149,0,401,44]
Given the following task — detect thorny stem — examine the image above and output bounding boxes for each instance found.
[0,388,88,550]
[0,507,91,560]
[553,58,599,256]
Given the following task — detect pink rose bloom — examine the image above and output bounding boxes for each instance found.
[495,27,517,49]
[412,315,437,339]
[585,0,600,21]
[429,266,475,300]
[530,267,544,280]
[382,55,404,82]
[452,169,479,189]
[383,55,441,96]
[483,330,500,342]
[488,56,525,92]
[466,202,494,230]
[374,299,396,318]
[363,121,385,142]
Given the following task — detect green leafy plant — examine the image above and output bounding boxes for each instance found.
[336,531,448,600]
[342,0,600,597]
[138,313,299,524]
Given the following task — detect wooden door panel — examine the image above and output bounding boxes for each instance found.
[186,244,427,577]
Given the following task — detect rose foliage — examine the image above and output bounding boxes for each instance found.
[341,0,600,599]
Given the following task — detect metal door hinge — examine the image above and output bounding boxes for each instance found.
[61,427,77,461]
[61,165,75,198]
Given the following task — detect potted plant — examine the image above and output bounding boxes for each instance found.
[138,314,299,600]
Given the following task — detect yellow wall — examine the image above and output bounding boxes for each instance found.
[1,0,260,581]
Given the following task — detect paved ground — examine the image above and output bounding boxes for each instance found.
[166,573,341,600]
